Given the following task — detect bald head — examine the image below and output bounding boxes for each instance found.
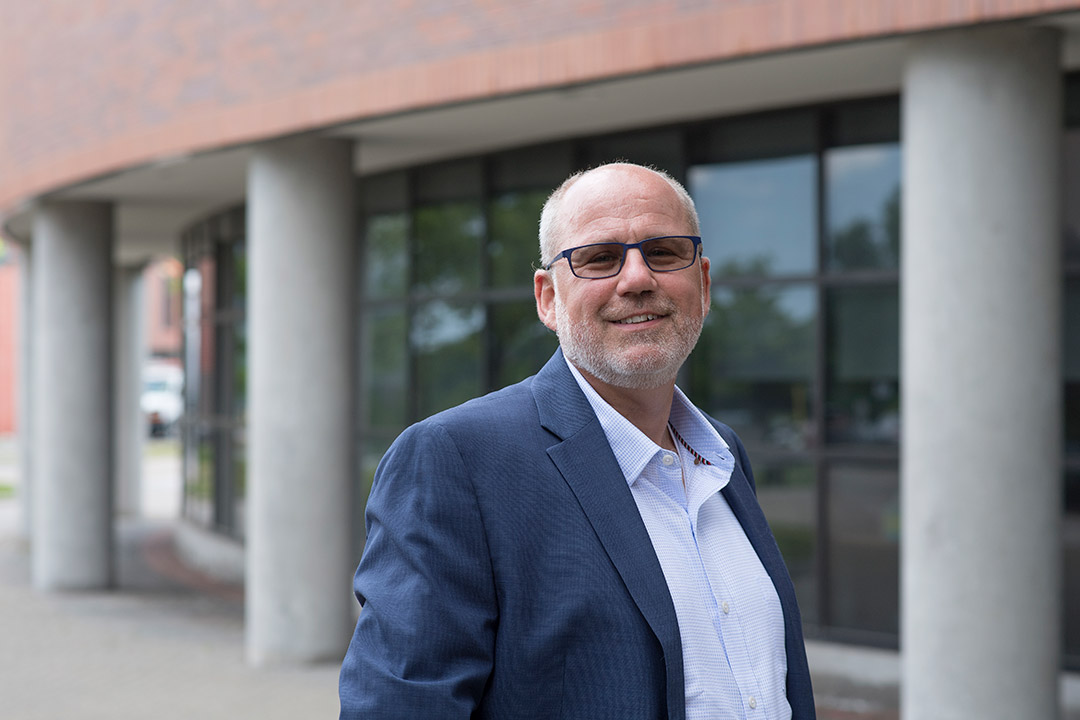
[538,163,700,267]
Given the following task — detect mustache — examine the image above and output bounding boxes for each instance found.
[599,297,678,321]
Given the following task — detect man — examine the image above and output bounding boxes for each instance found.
[339,163,815,719]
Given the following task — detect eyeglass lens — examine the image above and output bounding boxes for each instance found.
[570,236,698,278]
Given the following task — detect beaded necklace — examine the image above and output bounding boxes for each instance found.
[667,423,712,466]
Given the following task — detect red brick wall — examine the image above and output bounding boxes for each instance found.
[144,258,184,360]
[1,0,1076,216]
[0,257,18,434]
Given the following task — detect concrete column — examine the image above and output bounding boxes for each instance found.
[902,26,1062,720]
[246,137,357,665]
[114,265,145,516]
[31,201,114,590]
[16,241,33,540]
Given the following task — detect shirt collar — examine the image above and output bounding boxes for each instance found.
[563,355,733,488]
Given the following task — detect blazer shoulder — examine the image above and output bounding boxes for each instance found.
[409,375,544,444]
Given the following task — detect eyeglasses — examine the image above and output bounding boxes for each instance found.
[543,235,702,279]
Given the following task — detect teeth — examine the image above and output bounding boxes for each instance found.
[616,314,659,324]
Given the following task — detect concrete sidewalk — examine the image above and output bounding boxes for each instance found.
[0,497,901,720]
[0,509,340,720]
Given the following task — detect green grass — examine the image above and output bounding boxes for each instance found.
[0,484,14,499]
[144,438,181,458]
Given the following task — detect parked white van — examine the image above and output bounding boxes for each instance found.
[142,361,184,436]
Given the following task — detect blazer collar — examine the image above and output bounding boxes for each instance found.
[532,349,686,720]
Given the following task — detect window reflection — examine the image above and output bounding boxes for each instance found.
[826,144,901,271]
[690,285,816,453]
[1067,280,1080,456]
[233,426,247,538]
[1066,468,1080,666]
[180,208,246,539]
[363,306,408,432]
[1065,131,1080,266]
[827,462,899,637]
[489,301,558,389]
[489,191,547,288]
[825,286,900,444]
[364,213,409,298]
[689,157,817,277]
[413,300,485,418]
[753,461,818,625]
[415,202,484,294]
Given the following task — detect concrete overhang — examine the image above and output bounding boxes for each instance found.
[5,15,1080,266]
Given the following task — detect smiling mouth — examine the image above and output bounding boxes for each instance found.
[614,314,662,325]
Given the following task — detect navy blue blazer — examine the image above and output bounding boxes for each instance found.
[339,350,815,719]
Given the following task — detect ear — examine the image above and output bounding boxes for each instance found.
[699,255,711,318]
[534,269,558,331]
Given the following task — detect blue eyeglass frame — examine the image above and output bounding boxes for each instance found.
[542,235,703,279]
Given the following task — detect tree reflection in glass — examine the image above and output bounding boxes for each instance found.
[689,282,816,455]
[689,156,816,278]
[825,287,900,444]
[415,203,483,295]
[826,144,901,272]
[412,300,485,418]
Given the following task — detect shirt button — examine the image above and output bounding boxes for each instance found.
[662,454,675,466]
[721,601,730,614]
[748,696,757,710]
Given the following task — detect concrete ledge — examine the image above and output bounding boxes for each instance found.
[174,519,245,585]
[806,639,1080,714]
[806,640,900,688]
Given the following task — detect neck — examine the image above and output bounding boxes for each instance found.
[575,365,677,451]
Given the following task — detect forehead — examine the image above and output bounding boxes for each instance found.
[559,168,687,243]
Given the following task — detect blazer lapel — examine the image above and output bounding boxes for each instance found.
[532,351,685,720]
[721,464,787,590]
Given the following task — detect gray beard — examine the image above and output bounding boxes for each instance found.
[554,295,703,390]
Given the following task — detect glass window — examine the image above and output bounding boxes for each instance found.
[582,128,685,177]
[693,110,817,163]
[234,320,247,420]
[363,306,409,432]
[413,300,485,418]
[489,300,558,389]
[829,99,900,147]
[232,426,247,539]
[1067,279,1080,456]
[690,285,816,454]
[415,202,484,294]
[232,238,247,311]
[754,460,818,625]
[1064,131,1080,266]
[180,210,246,539]
[416,160,483,204]
[827,461,900,636]
[185,429,215,527]
[491,143,573,192]
[364,171,408,215]
[689,156,817,277]
[364,213,409,298]
[1066,467,1080,667]
[825,285,900,445]
[489,190,547,288]
[825,144,901,271]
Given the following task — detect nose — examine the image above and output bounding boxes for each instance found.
[615,245,659,294]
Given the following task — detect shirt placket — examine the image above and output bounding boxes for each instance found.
[690,470,770,719]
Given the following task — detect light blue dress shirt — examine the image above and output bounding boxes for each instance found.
[566,358,791,720]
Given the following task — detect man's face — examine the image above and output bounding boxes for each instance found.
[534,166,711,390]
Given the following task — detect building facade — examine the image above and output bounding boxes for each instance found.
[2,3,1077,717]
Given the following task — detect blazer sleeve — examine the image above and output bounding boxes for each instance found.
[339,421,497,719]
